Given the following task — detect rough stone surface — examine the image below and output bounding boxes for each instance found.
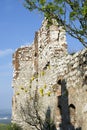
[12,19,87,130]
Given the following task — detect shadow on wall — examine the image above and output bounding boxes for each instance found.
[57,79,82,130]
[43,106,57,130]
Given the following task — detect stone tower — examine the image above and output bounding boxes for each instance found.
[12,19,87,130]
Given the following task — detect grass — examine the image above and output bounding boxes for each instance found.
[0,124,11,130]
[0,123,22,130]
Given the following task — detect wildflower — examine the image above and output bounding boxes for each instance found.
[16,92,20,95]
[47,91,51,96]
[44,84,47,89]
[21,87,24,90]
[39,88,44,96]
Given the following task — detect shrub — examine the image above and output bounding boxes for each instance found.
[11,123,22,130]
[0,123,22,130]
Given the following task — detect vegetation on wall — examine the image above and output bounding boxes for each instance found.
[15,63,55,130]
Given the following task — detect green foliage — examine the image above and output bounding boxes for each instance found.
[70,11,77,20]
[11,123,22,130]
[31,76,35,81]
[16,92,20,95]
[20,87,24,90]
[47,65,50,69]
[24,0,87,47]
[25,89,28,93]
[0,124,11,130]
[39,0,46,5]
[30,76,35,83]
[39,88,44,96]
[43,84,47,89]
[0,123,22,130]
[29,84,32,88]
[40,70,45,76]
[47,91,51,96]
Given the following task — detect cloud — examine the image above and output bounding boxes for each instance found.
[0,49,14,57]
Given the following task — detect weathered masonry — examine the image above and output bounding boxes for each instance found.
[12,19,87,130]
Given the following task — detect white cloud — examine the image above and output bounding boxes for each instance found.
[0,49,13,57]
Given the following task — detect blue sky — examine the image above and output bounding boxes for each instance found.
[0,0,84,110]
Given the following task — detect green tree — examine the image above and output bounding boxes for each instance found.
[24,0,87,47]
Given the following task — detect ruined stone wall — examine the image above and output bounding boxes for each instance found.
[12,19,87,130]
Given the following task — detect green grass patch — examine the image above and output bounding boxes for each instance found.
[0,124,12,130]
[0,123,22,130]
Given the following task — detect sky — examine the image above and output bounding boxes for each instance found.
[0,0,84,110]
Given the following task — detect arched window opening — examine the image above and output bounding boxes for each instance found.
[57,79,61,85]
[69,104,76,109]
[69,104,76,125]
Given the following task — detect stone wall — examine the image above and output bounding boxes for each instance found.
[12,19,87,130]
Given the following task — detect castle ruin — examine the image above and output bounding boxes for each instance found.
[12,19,87,130]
